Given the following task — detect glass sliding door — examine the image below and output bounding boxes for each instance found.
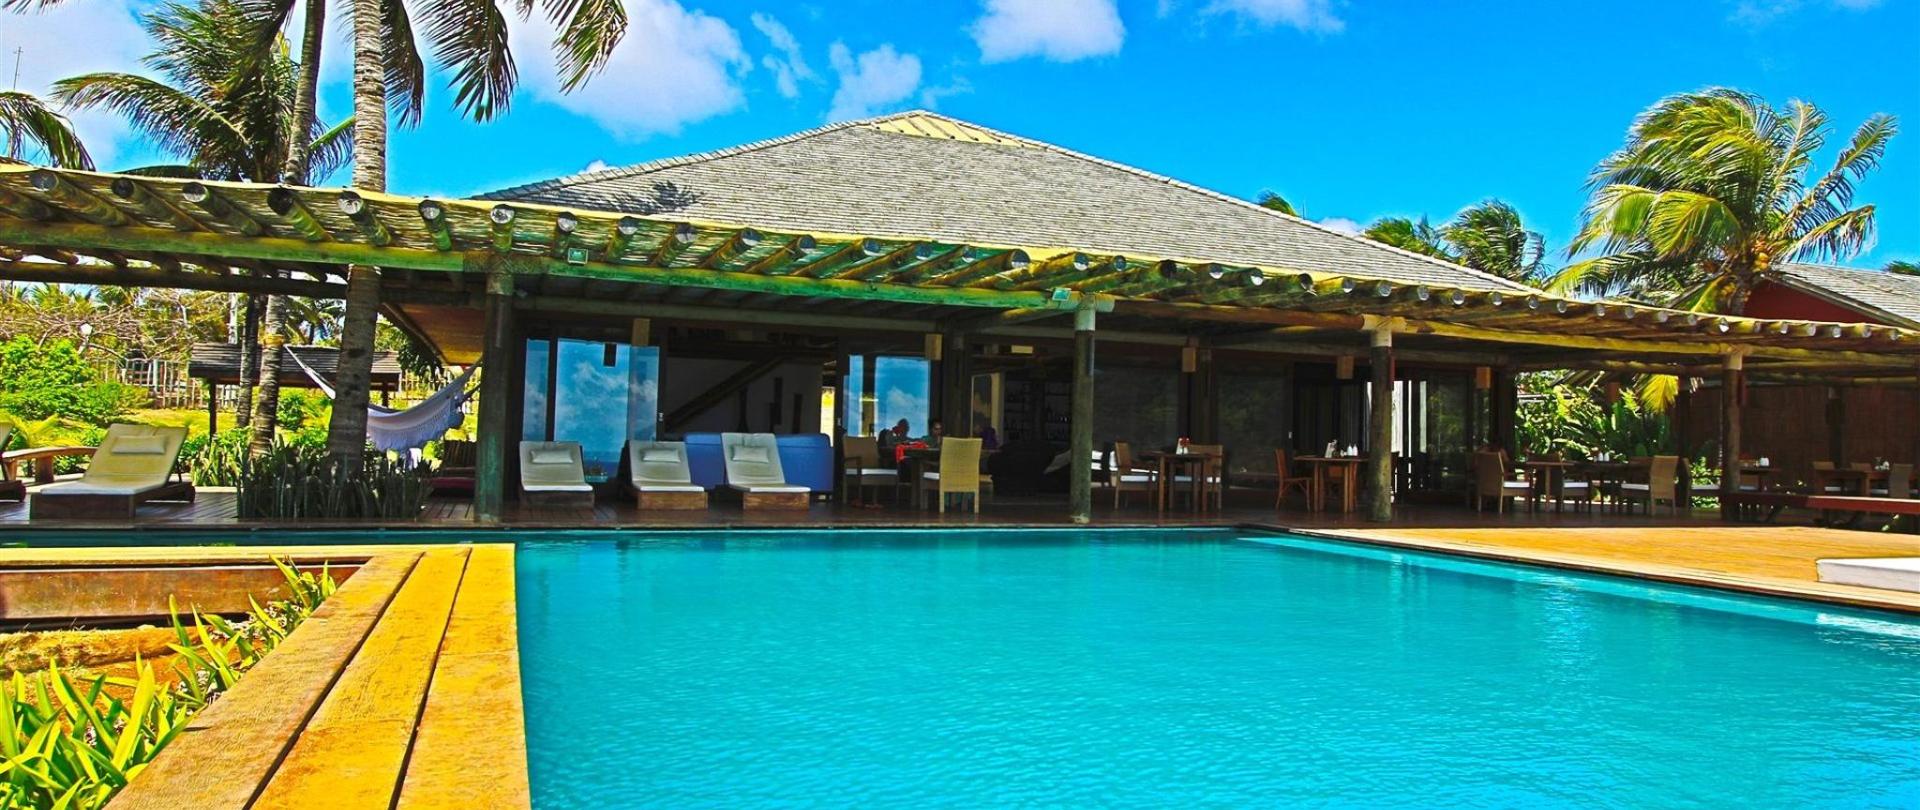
[522,337,662,482]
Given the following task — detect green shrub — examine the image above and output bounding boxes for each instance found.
[185,429,251,487]
[231,442,433,519]
[0,339,145,426]
[0,559,336,809]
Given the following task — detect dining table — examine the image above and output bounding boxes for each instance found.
[1519,459,1578,512]
[1813,466,1882,497]
[1297,455,1365,513]
[1140,450,1215,513]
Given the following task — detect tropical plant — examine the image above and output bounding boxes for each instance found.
[1549,89,1896,313]
[1887,259,1919,277]
[0,90,92,168]
[0,338,144,424]
[229,440,433,518]
[1362,200,1549,282]
[1515,377,1681,462]
[1256,191,1299,217]
[0,559,334,809]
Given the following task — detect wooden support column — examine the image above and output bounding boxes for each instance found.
[206,383,219,435]
[1068,303,1097,524]
[940,331,971,438]
[1364,321,1396,522]
[473,271,515,522]
[1825,385,1846,465]
[1494,368,1517,454]
[1675,377,1694,505]
[1720,352,1745,517]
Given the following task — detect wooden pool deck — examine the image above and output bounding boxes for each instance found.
[61,543,532,810]
[1309,525,1920,614]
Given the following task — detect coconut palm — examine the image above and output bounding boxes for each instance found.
[1548,89,1895,313]
[1359,201,1549,283]
[0,91,91,169]
[1886,259,1919,277]
[55,0,352,450]
[1256,191,1299,217]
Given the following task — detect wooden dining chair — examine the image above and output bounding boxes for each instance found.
[1620,455,1680,514]
[1274,449,1313,509]
[1109,442,1157,509]
[1813,461,1848,494]
[1186,443,1226,510]
[1472,451,1530,514]
[1871,463,1914,499]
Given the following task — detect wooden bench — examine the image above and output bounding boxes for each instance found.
[1719,492,1810,523]
[1,445,96,484]
[1722,492,1920,528]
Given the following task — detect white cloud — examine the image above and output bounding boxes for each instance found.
[510,0,751,139]
[826,43,921,122]
[1317,217,1363,236]
[971,0,1125,63]
[750,12,814,99]
[1205,0,1344,33]
[583,159,611,173]
[0,0,152,168]
[919,77,973,109]
[1730,0,1882,25]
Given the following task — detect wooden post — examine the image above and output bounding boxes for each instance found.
[1825,385,1846,465]
[1494,368,1517,455]
[473,271,515,522]
[941,331,971,438]
[1675,376,1693,507]
[1365,322,1396,522]
[206,383,219,435]
[1720,352,1744,518]
[1069,302,1096,524]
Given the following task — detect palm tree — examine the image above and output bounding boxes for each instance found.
[323,0,634,468]
[0,92,91,168]
[1887,260,1919,277]
[1548,89,1895,313]
[1256,191,1299,217]
[55,0,352,451]
[1359,201,1548,283]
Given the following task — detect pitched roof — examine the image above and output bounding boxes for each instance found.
[481,111,1536,294]
[188,343,401,386]
[1773,262,1920,329]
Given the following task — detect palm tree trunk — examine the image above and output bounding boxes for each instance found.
[234,293,260,430]
[324,0,388,469]
[250,295,288,453]
[280,0,325,183]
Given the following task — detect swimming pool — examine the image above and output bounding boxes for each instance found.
[515,528,1920,807]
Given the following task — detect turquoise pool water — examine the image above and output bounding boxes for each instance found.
[515,529,1920,808]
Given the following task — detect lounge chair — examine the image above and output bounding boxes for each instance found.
[721,432,809,510]
[29,424,193,519]
[519,441,594,507]
[0,425,20,503]
[920,437,990,513]
[629,441,707,510]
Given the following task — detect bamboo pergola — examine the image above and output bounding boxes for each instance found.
[2,165,1916,521]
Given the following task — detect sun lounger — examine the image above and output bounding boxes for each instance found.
[29,424,193,519]
[519,441,595,507]
[0,425,20,503]
[720,432,809,510]
[629,441,707,510]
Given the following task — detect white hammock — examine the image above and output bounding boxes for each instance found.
[286,348,480,452]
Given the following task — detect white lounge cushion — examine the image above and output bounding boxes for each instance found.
[37,480,163,496]
[640,448,681,464]
[1117,474,1155,484]
[729,483,807,493]
[730,445,771,464]
[110,436,168,455]
[524,483,593,493]
[636,484,705,493]
[846,467,895,477]
[1620,483,1652,492]
[529,449,575,465]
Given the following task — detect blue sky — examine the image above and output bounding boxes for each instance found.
[3,0,1916,265]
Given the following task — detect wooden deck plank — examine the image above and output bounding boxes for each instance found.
[1311,525,1920,613]
[252,547,471,810]
[397,545,531,809]
[109,551,422,810]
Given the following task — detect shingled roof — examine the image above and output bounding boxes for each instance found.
[482,111,1536,294]
[1773,262,1920,329]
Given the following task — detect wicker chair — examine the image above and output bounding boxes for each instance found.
[921,437,990,513]
[1620,455,1681,514]
[1472,451,1530,514]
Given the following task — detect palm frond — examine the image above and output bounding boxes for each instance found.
[51,73,242,171]
[119,164,205,178]
[305,116,354,183]
[0,91,92,169]
[1783,113,1895,240]
[1255,191,1298,217]
[1362,216,1453,261]
[1783,205,1876,263]
[421,0,515,121]
[381,0,427,128]
[542,0,627,92]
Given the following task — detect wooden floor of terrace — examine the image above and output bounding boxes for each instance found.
[73,543,531,809]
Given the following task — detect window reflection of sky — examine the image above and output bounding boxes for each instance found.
[875,357,929,436]
[523,340,662,481]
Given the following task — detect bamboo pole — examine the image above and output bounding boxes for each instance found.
[181,183,263,236]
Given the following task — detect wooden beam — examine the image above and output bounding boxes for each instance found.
[417,199,454,251]
[1113,300,1367,331]
[697,227,761,269]
[512,297,935,333]
[603,216,641,260]
[107,177,201,231]
[266,187,330,242]
[549,211,580,259]
[925,248,1029,287]
[28,169,129,226]
[337,191,393,246]
[990,251,1092,290]
[0,259,343,297]
[181,183,263,236]
[739,234,815,275]
[1720,352,1744,512]
[488,205,517,253]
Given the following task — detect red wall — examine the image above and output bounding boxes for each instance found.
[1682,384,1919,488]
[1742,281,1887,324]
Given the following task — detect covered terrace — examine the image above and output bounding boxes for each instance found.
[1,114,1918,526]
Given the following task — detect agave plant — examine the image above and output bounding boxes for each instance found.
[230,440,433,519]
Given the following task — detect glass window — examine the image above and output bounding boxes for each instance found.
[553,339,629,480]
[843,355,868,435]
[522,339,551,441]
[873,356,930,437]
